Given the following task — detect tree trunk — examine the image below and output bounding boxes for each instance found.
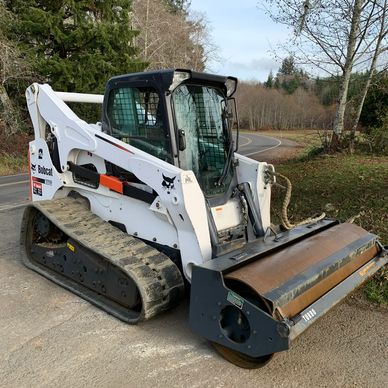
[332,69,351,138]
[144,0,150,61]
[331,0,364,151]
[349,0,387,154]
[349,69,374,153]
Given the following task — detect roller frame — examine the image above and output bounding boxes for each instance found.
[189,223,387,358]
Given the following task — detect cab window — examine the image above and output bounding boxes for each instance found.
[172,84,233,196]
[107,87,172,163]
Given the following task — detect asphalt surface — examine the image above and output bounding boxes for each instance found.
[0,174,29,211]
[1,135,387,387]
[237,132,282,157]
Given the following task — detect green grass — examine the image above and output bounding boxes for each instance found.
[271,154,388,305]
[363,270,388,305]
[0,153,28,176]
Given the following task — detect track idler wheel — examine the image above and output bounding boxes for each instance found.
[33,212,64,243]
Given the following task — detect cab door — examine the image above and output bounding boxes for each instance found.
[106,85,173,164]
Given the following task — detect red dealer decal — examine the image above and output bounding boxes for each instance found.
[33,181,42,196]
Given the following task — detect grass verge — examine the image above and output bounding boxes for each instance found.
[0,127,30,176]
[271,154,388,305]
[0,153,28,176]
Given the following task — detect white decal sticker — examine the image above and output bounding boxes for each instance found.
[302,308,317,322]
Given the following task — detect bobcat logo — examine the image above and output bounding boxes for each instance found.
[162,174,176,194]
[31,163,36,172]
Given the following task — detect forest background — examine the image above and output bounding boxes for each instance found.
[0,0,387,155]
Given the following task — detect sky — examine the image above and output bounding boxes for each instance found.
[189,0,290,82]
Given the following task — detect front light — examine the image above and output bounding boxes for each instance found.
[225,77,238,97]
[170,70,191,91]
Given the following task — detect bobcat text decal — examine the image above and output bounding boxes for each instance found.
[37,165,53,176]
[31,162,52,176]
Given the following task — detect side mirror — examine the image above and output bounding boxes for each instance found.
[178,129,186,151]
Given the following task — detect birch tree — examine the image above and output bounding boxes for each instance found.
[349,0,388,151]
[264,0,388,150]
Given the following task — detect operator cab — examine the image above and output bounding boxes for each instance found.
[102,69,238,198]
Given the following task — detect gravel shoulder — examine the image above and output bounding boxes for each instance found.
[0,208,387,388]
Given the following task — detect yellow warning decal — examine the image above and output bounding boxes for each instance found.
[359,262,375,277]
[67,242,75,252]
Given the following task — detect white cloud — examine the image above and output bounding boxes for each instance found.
[228,58,279,72]
[190,0,289,81]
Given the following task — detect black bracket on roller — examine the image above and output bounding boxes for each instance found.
[189,265,290,358]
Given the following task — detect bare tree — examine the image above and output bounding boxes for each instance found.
[131,0,217,71]
[236,81,333,131]
[263,0,388,150]
[331,0,363,148]
[0,2,34,135]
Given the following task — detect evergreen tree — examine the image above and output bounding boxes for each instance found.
[164,0,191,13]
[5,0,146,93]
[276,55,308,94]
[278,56,296,76]
[360,71,388,128]
[264,71,274,88]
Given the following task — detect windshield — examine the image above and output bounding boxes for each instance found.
[172,84,233,196]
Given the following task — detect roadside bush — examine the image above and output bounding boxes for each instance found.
[0,123,31,156]
[365,113,388,155]
[0,122,30,175]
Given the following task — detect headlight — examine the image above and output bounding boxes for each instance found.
[169,70,191,91]
[225,77,238,97]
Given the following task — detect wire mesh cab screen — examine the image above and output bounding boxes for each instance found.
[107,87,172,163]
[172,84,233,196]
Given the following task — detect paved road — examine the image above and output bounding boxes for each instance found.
[237,132,281,157]
[0,209,386,388]
[0,174,29,211]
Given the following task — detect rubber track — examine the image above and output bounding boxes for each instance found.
[20,196,184,323]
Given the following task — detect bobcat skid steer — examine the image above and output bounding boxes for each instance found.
[21,69,387,368]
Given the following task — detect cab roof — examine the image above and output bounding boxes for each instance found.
[106,69,237,96]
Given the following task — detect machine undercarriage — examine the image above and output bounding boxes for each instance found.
[21,196,184,323]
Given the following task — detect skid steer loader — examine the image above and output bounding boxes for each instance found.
[21,69,387,368]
